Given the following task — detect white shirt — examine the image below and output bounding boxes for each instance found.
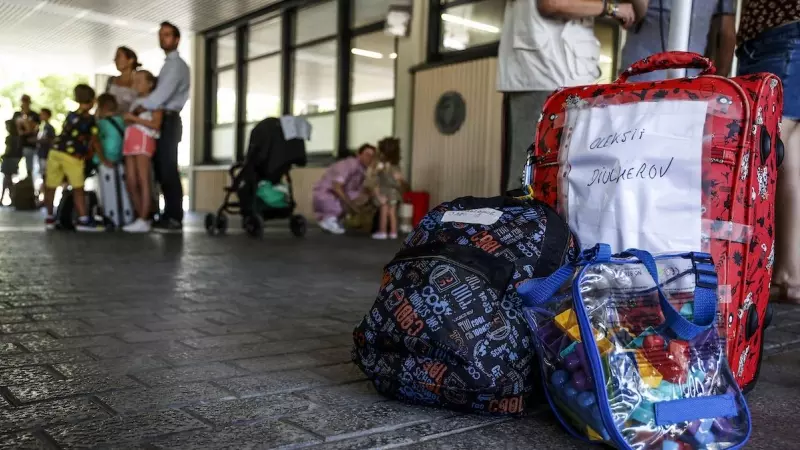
[129,98,160,139]
[496,0,601,92]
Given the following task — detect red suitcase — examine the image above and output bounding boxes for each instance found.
[524,52,782,392]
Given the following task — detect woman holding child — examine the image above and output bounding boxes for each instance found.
[106,47,140,114]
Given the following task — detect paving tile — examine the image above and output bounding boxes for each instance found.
[117,329,206,343]
[284,402,449,440]
[0,397,109,432]
[185,394,315,426]
[150,421,321,450]
[0,342,25,355]
[179,333,266,349]
[310,362,368,384]
[213,369,331,397]
[30,310,110,321]
[159,338,338,366]
[192,322,276,336]
[83,341,193,359]
[97,382,234,414]
[20,335,125,352]
[46,409,207,449]
[53,356,168,378]
[0,350,93,369]
[0,366,61,385]
[230,352,334,373]
[7,374,141,404]
[296,381,384,407]
[0,433,48,450]
[0,315,29,324]
[134,362,250,386]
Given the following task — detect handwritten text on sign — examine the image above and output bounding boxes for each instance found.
[563,100,706,253]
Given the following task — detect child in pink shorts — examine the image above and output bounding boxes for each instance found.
[122,70,162,233]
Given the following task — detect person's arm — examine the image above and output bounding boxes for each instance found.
[713,3,737,77]
[139,62,180,110]
[331,182,358,211]
[629,0,648,22]
[538,0,637,28]
[127,110,163,131]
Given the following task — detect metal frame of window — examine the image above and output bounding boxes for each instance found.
[202,0,398,165]
[427,0,502,64]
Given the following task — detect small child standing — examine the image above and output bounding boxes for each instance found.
[95,94,134,228]
[43,84,102,231]
[122,70,162,233]
[369,137,407,240]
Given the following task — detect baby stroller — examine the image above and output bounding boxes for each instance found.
[205,117,308,238]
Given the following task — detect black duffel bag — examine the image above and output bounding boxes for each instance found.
[352,195,578,415]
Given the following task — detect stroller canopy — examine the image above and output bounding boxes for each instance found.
[244,117,308,184]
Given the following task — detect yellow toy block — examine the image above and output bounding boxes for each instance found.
[633,350,663,388]
[555,309,613,355]
[587,426,604,441]
[555,309,581,341]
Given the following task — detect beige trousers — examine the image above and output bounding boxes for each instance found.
[773,118,800,298]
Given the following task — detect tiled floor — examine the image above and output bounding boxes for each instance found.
[0,210,798,449]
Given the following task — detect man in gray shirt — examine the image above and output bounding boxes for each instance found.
[138,21,190,233]
[620,0,736,81]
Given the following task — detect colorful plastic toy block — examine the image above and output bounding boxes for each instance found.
[642,335,688,383]
[679,302,694,320]
[551,370,610,441]
[633,350,663,388]
[536,321,572,360]
[688,418,716,446]
[663,440,680,450]
[561,342,594,391]
[555,309,582,341]
[553,309,613,354]
[627,326,657,349]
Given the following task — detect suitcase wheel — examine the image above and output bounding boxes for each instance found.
[763,303,774,329]
[745,303,760,341]
[776,138,785,168]
[760,125,772,164]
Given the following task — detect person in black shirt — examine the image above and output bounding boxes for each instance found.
[1,120,20,206]
[12,95,40,179]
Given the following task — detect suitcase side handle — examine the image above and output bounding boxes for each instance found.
[615,51,716,83]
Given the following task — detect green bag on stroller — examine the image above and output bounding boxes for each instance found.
[256,181,289,209]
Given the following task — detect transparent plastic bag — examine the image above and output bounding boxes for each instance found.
[518,244,751,450]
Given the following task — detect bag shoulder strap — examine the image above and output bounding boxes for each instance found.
[105,118,125,138]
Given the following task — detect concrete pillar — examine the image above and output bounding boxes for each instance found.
[394,0,429,179]
[666,0,693,79]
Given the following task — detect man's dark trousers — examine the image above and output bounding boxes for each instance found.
[154,112,183,223]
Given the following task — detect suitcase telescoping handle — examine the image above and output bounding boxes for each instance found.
[615,51,716,83]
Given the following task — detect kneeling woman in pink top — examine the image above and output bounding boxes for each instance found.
[312,144,376,234]
[122,70,162,233]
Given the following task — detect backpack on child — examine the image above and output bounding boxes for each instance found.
[352,195,577,414]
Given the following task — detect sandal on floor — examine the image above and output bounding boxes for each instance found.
[770,283,800,305]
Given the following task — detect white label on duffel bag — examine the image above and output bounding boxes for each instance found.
[562,100,705,253]
[442,208,504,225]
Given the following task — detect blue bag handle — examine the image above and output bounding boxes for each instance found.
[518,244,717,340]
[517,243,611,307]
[621,248,717,340]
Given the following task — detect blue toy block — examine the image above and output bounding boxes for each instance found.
[680,302,694,320]
[550,370,610,441]
[630,397,656,424]
[663,440,680,450]
[654,380,683,400]
[693,418,715,446]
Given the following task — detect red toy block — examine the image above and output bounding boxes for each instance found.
[641,335,687,383]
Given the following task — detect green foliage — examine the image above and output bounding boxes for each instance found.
[0,73,89,132]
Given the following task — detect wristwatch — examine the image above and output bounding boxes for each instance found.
[598,0,618,18]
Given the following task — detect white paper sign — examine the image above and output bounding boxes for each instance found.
[563,100,706,253]
[441,208,503,225]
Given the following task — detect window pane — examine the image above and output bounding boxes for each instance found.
[216,69,236,125]
[305,113,336,155]
[295,0,337,45]
[249,17,281,58]
[212,126,235,161]
[293,40,337,115]
[351,32,396,105]
[216,33,236,67]
[440,0,504,52]
[246,55,282,123]
[348,107,394,150]
[352,0,391,28]
[595,22,616,84]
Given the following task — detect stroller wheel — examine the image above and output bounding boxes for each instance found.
[244,214,264,238]
[290,214,307,237]
[204,213,217,235]
[215,213,229,235]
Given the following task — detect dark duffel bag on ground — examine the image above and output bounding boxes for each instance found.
[352,195,578,415]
